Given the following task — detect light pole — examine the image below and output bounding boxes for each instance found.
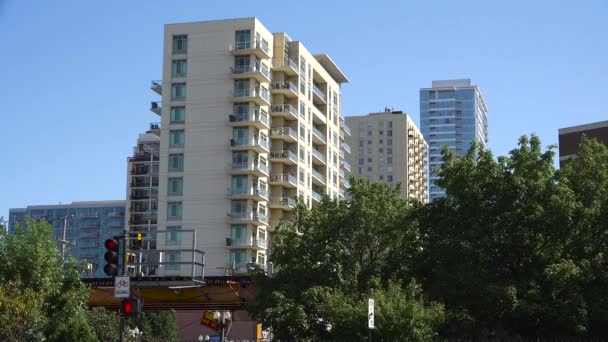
[213,311,231,342]
[58,214,76,263]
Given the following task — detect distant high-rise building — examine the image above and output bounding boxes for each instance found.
[144,17,350,277]
[8,201,126,278]
[420,79,488,200]
[345,109,428,203]
[558,120,608,167]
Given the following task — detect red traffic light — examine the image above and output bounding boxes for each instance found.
[121,298,133,314]
[105,239,118,250]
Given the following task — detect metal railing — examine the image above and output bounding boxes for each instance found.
[231,64,270,78]
[312,148,325,163]
[341,142,351,154]
[270,127,297,139]
[270,104,298,116]
[342,123,351,135]
[341,160,351,171]
[230,212,268,224]
[230,137,269,150]
[229,112,269,126]
[232,39,270,54]
[270,150,297,161]
[231,162,268,174]
[233,88,270,102]
[272,58,298,71]
[312,84,326,101]
[312,169,326,183]
[271,81,298,93]
[229,186,268,198]
[270,173,297,185]
[313,127,326,142]
[312,191,322,202]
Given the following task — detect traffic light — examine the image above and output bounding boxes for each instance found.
[103,238,119,276]
[120,297,142,316]
[130,232,143,249]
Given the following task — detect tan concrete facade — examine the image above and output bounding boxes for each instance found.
[145,18,349,277]
[345,110,428,203]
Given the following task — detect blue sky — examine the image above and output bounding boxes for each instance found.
[1,0,607,218]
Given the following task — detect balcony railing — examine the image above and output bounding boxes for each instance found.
[232,64,270,79]
[230,137,269,150]
[312,127,326,142]
[231,162,268,174]
[270,197,296,208]
[341,142,351,154]
[233,40,270,54]
[312,84,326,101]
[233,89,270,103]
[272,58,298,72]
[312,148,325,163]
[341,160,351,172]
[229,238,268,249]
[230,186,268,198]
[342,178,351,188]
[270,104,298,116]
[229,112,269,126]
[270,150,297,162]
[230,212,268,224]
[270,127,297,140]
[312,169,326,183]
[312,191,322,202]
[342,123,351,135]
[270,173,297,185]
[270,81,298,93]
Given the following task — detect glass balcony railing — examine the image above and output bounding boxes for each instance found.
[341,142,351,154]
[232,64,270,79]
[341,160,351,171]
[312,169,325,183]
[312,127,326,142]
[312,191,322,202]
[312,148,325,163]
[272,58,298,72]
[230,212,268,223]
[342,178,351,188]
[312,84,326,101]
[233,89,270,103]
[229,112,269,126]
[271,81,298,93]
[270,150,297,161]
[270,197,296,208]
[271,104,298,116]
[231,162,268,174]
[231,137,269,150]
[270,173,297,185]
[342,123,351,135]
[230,187,268,198]
[233,39,270,55]
[270,127,297,140]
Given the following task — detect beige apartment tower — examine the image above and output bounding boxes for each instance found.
[144,18,350,277]
[345,109,427,203]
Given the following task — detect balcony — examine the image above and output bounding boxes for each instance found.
[230,162,269,177]
[129,151,160,163]
[341,142,351,154]
[312,83,327,104]
[130,205,157,213]
[341,178,351,189]
[312,191,322,203]
[312,169,326,185]
[312,127,326,145]
[269,197,296,211]
[339,188,345,199]
[270,150,297,165]
[269,173,297,188]
[130,165,159,176]
[228,112,269,130]
[339,129,345,140]
[228,186,268,201]
[272,58,298,76]
[229,212,268,225]
[129,217,157,225]
[229,39,271,59]
[340,169,345,178]
[151,80,162,95]
[230,137,269,153]
[130,181,159,188]
[150,101,162,115]
[227,237,268,250]
[312,108,327,125]
[232,88,271,106]
[312,148,326,165]
[231,64,271,83]
[270,104,298,120]
[341,122,351,136]
[341,159,351,172]
[230,262,267,274]
[270,81,298,98]
[270,127,297,143]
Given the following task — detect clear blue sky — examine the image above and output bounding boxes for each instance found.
[1,0,607,219]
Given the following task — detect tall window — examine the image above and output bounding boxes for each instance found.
[166,251,181,270]
[231,225,248,244]
[235,30,251,49]
[168,153,184,171]
[166,226,182,245]
[233,103,249,115]
[234,80,250,97]
[167,202,182,220]
[234,56,250,73]
[232,152,248,166]
[231,200,248,216]
[172,60,187,77]
[172,35,187,54]
[169,130,185,147]
[230,250,247,268]
[168,177,183,196]
[232,176,248,192]
[232,127,249,145]
[171,83,186,100]
[170,106,185,123]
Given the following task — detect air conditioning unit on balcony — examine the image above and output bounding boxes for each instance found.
[226,237,232,246]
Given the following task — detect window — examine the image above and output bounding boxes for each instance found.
[171,83,186,100]
[387,175,393,182]
[234,79,250,97]
[172,60,187,77]
[379,148,384,153]
[368,140,372,145]
[387,166,393,172]
[358,158,364,165]
[379,139,384,145]
[232,175,248,193]
[389,121,393,128]
[333,132,338,148]
[231,225,248,244]
[167,202,182,220]
[359,140,364,147]
[230,250,247,268]
[168,153,184,171]
[388,139,393,146]
[299,168,305,185]
[379,121,384,127]
[368,167,373,172]
[387,157,393,164]
[235,30,251,49]
[379,130,384,135]
[387,148,393,154]
[368,158,373,163]
[379,175,384,180]
[170,106,185,123]
[168,177,183,195]
[166,226,182,245]
[379,166,385,172]
[233,56,250,73]
[299,147,305,162]
[169,130,185,147]
[387,130,393,136]
[368,131,372,136]
[379,157,384,163]
[300,102,306,119]
[165,251,181,270]
[172,35,187,54]
[358,167,364,174]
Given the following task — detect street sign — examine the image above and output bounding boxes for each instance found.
[368,298,374,329]
[114,276,130,298]
[209,336,221,342]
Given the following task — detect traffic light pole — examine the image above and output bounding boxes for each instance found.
[120,230,128,342]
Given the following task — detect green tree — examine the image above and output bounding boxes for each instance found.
[130,311,179,342]
[250,180,444,341]
[87,307,120,342]
[0,218,96,341]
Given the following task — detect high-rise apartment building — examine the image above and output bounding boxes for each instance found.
[8,201,126,278]
[420,79,488,200]
[345,109,428,203]
[146,18,350,276]
[558,120,608,167]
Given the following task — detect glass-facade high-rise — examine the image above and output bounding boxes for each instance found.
[420,79,488,201]
[8,201,126,278]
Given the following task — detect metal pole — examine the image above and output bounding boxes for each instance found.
[119,316,125,342]
[192,229,197,279]
[122,229,128,276]
[61,216,68,261]
[221,321,225,342]
[368,328,371,342]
